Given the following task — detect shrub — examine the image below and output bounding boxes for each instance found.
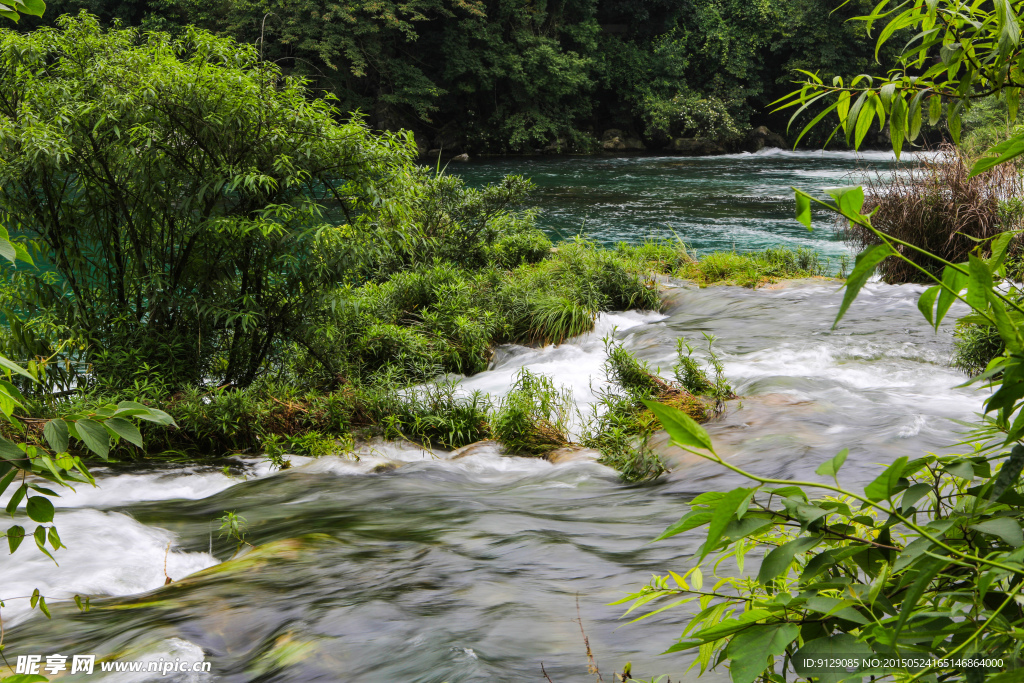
[952,320,1005,376]
[486,226,553,269]
[0,14,424,389]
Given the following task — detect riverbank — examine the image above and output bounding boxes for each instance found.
[0,276,979,681]
[11,245,833,483]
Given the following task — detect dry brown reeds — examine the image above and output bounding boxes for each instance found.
[844,144,1024,283]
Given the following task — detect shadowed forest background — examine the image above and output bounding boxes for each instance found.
[20,0,900,153]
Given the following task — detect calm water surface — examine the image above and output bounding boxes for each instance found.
[0,152,977,683]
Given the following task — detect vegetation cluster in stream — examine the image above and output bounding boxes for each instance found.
[0,17,831,484]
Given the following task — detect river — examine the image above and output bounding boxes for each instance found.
[0,151,979,682]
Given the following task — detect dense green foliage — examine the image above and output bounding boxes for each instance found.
[20,1,900,152]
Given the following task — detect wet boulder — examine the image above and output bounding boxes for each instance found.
[741,126,787,153]
[546,446,601,464]
[602,129,645,151]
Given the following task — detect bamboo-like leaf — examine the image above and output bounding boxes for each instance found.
[834,243,894,328]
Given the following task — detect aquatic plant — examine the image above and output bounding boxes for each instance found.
[583,337,735,483]
[491,369,573,456]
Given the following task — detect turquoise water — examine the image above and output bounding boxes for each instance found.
[454,148,921,262]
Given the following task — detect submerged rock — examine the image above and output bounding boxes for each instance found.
[741,125,787,153]
[545,446,601,465]
[449,440,506,460]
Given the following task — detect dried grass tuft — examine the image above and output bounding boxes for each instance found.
[846,144,1024,283]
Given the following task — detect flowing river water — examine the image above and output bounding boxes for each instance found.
[0,150,981,682]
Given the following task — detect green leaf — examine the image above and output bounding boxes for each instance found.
[25,496,53,523]
[20,0,44,16]
[74,418,109,459]
[43,418,69,454]
[6,523,24,552]
[0,468,16,498]
[725,622,800,683]
[971,132,1024,176]
[0,354,35,381]
[795,191,812,230]
[986,288,1022,353]
[757,535,821,584]
[104,417,143,448]
[643,399,714,452]
[970,518,1024,547]
[935,264,968,327]
[701,487,753,561]
[837,91,850,133]
[834,243,893,328]
[815,449,848,478]
[917,285,940,326]
[948,99,963,143]
[894,536,935,571]
[115,401,176,425]
[5,482,26,516]
[900,482,932,512]
[655,509,714,541]
[889,96,907,157]
[825,185,865,216]
[37,595,50,618]
[928,94,942,125]
[864,456,908,501]
[966,254,993,311]
[685,609,774,645]
[0,436,23,463]
[943,460,975,480]
[893,554,946,640]
[782,498,829,528]
[854,93,877,149]
[908,90,924,141]
[0,237,15,264]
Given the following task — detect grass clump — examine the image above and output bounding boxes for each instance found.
[491,369,573,456]
[850,144,1024,283]
[674,247,830,288]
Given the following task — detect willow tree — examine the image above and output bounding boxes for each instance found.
[0,13,417,388]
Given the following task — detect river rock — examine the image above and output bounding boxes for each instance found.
[602,129,645,151]
[741,126,787,153]
[668,138,727,156]
[449,440,506,459]
[451,153,470,162]
[546,446,601,464]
